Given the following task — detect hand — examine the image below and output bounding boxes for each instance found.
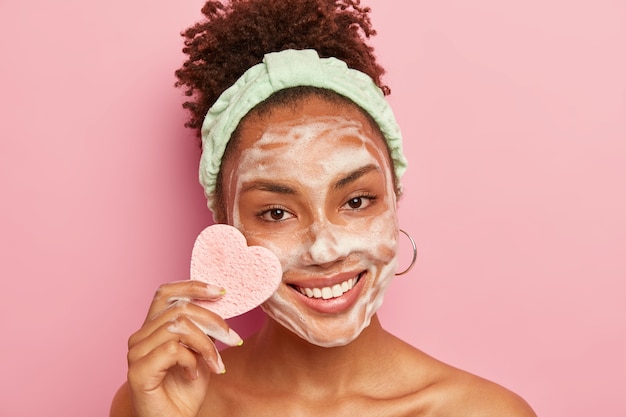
[125,280,243,417]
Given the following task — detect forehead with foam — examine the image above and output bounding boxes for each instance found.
[236,115,389,185]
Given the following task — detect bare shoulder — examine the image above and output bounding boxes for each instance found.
[109,382,133,417]
[415,358,536,417]
[433,370,537,417]
[389,337,536,417]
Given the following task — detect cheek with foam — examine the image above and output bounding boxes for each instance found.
[259,208,399,347]
[246,190,398,347]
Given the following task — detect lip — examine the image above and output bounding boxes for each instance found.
[287,271,362,289]
[287,270,366,315]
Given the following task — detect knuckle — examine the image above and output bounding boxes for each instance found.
[163,339,182,355]
[170,299,193,315]
[127,348,138,365]
[171,314,189,329]
[127,330,140,350]
[153,283,170,301]
[127,340,145,365]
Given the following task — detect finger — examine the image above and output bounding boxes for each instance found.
[128,339,210,393]
[146,280,225,322]
[128,316,225,374]
[130,300,243,349]
[167,318,227,374]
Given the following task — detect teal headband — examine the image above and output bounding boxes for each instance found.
[200,48,408,214]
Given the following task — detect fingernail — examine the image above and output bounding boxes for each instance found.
[226,328,244,347]
[204,283,226,298]
[216,352,226,374]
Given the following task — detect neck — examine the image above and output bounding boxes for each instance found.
[245,314,393,396]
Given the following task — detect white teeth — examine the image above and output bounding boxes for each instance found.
[295,274,360,300]
[331,284,343,297]
[322,287,333,299]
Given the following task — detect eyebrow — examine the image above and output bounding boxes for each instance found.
[241,182,297,195]
[334,164,380,191]
[240,164,380,195]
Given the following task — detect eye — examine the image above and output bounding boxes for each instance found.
[342,194,376,211]
[257,206,295,222]
[347,197,364,209]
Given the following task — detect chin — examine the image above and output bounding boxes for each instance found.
[304,320,372,348]
[261,294,380,348]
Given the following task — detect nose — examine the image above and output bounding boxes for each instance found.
[301,222,349,267]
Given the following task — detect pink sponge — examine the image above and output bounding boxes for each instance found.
[190,224,282,318]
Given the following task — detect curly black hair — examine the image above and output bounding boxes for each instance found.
[174,0,389,139]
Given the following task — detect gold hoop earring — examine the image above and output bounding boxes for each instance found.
[396,229,417,276]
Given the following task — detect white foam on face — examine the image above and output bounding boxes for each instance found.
[227,114,399,347]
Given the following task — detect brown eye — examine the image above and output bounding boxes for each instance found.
[258,206,294,222]
[270,209,285,220]
[347,197,363,209]
[341,194,376,212]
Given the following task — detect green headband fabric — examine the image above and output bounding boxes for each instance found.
[200,49,408,214]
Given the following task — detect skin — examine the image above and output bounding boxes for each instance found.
[223,110,399,347]
[110,95,537,417]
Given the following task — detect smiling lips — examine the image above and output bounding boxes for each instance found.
[292,272,364,300]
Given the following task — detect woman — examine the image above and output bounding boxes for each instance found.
[111,1,536,415]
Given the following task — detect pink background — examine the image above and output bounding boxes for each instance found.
[1,0,624,415]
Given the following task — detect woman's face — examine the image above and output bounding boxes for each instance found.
[220,95,399,347]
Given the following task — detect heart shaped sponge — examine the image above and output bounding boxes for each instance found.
[190,224,282,318]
